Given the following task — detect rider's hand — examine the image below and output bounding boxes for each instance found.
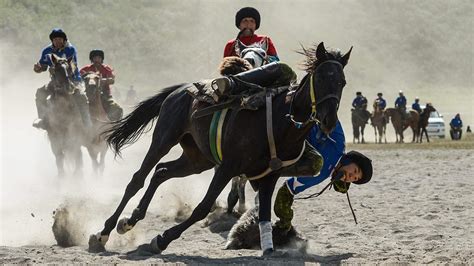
[33,63,43,73]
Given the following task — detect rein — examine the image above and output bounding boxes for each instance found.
[286,60,343,129]
[295,179,358,225]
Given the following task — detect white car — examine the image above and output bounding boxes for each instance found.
[423,106,446,138]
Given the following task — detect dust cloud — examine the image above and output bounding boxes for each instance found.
[1,0,472,246]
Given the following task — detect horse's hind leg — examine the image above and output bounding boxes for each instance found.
[227,177,240,213]
[237,177,247,213]
[151,164,235,253]
[117,135,214,233]
[361,125,366,143]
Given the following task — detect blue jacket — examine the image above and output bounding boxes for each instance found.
[450,117,462,128]
[395,96,407,108]
[285,120,345,195]
[412,102,421,112]
[352,96,367,108]
[376,97,386,109]
[38,42,81,82]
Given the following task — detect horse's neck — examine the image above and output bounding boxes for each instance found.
[291,75,312,122]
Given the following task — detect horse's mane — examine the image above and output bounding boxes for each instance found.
[298,44,344,73]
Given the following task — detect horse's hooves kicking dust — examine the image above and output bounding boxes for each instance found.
[88,233,107,253]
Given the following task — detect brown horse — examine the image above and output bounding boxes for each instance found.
[417,103,436,143]
[385,108,420,143]
[370,102,387,144]
[83,72,111,175]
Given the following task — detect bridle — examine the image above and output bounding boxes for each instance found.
[286,60,344,128]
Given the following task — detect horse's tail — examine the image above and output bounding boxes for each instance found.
[104,84,183,155]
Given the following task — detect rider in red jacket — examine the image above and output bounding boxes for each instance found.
[223,7,279,62]
[80,49,123,121]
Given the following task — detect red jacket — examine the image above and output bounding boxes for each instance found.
[223,34,277,58]
[80,63,115,95]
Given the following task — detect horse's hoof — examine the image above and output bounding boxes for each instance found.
[150,235,165,254]
[88,232,108,253]
[262,248,274,256]
[117,217,133,234]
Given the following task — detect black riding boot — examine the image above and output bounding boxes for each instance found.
[212,62,296,97]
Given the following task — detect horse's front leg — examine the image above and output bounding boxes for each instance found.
[88,134,178,252]
[151,164,235,253]
[257,173,280,255]
[116,153,213,234]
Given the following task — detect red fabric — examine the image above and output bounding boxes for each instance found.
[80,64,115,95]
[223,34,277,57]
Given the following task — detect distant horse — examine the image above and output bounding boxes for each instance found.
[385,108,420,143]
[88,42,352,255]
[83,72,111,175]
[351,108,370,143]
[416,103,436,143]
[370,102,387,144]
[44,54,89,176]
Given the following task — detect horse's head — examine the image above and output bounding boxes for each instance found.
[424,103,436,113]
[237,39,268,68]
[303,42,352,134]
[83,72,102,95]
[50,54,76,95]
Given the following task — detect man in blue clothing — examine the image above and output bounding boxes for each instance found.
[274,120,373,232]
[395,90,407,122]
[352,91,370,122]
[374,92,386,111]
[33,28,92,130]
[449,113,463,140]
[412,97,422,113]
[352,91,368,110]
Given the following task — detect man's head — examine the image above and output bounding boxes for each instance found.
[356,91,362,97]
[415,97,419,102]
[335,151,372,185]
[49,28,67,49]
[399,90,404,96]
[235,7,260,37]
[377,92,383,97]
[455,113,460,119]
[89,49,105,64]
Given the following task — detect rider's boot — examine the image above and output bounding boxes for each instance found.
[211,62,296,100]
[33,86,49,130]
[274,184,294,234]
[72,90,93,128]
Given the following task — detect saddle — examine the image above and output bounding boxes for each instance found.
[186,80,292,118]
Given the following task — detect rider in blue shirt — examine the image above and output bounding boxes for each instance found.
[450,114,463,128]
[274,120,373,232]
[412,97,421,113]
[374,92,386,110]
[352,91,368,110]
[33,28,91,130]
[395,90,407,121]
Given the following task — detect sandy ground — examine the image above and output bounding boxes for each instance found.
[1,135,473,264]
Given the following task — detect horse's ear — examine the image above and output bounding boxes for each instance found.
[341,46,353,66]
[50,54,57,65]
[316,42,327,60]
[237,39,248,53]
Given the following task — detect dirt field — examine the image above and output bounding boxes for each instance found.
[1,135,473,264]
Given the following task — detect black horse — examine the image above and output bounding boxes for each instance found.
[88,42,352,255]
